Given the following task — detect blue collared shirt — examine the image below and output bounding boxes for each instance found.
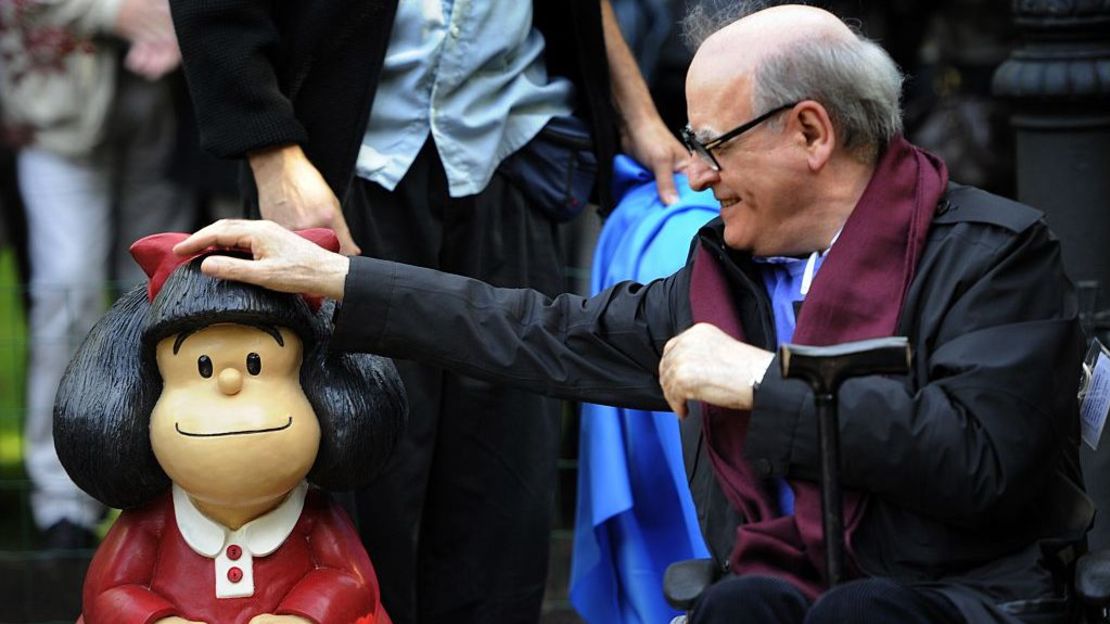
[753,249,830,516]
[357,0,576,198]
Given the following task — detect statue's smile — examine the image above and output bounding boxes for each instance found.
[175,417,293,438]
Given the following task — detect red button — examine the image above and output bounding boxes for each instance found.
[227,567,243,583]
[226,545,242,560]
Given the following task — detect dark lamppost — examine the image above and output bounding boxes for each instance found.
[993,0,1110,548]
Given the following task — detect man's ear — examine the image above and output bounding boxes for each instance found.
[792,101,835,172]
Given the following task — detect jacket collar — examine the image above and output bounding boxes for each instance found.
[173,482,308,558]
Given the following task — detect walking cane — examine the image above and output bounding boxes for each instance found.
[779,336,911,586]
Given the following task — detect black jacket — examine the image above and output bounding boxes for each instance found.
[333,183,1091,622]
[168,0,619,209]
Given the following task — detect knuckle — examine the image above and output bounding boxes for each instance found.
[219,265,239,281]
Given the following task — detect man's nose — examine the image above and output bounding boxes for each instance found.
[685,157,719,192]
[218,367,243,395]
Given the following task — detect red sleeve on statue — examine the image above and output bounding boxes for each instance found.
[276,492,390,624]
[82,497,178,624]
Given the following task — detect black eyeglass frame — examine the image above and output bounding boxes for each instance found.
[681,102,799,171]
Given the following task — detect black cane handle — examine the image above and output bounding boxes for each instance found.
[779,336,911,395]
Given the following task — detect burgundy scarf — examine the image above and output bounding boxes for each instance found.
[688,136,948,598]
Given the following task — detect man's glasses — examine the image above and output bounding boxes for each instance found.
[681,102,799,171]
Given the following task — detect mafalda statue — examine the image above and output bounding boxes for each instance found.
[54,230,406,624]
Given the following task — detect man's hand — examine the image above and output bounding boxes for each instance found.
[248,144,361,256]
[173,219,350,301]
[620,117,689,206]
[248,615,312,624]
[600,0,688,204]
[659,323,775,418]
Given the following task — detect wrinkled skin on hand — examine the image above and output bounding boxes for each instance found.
[174,219,351,301]
[659,322,775,418]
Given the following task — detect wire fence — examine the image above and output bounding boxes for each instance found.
[0,249,89,624]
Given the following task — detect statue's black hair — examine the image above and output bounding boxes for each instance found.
[54,255,407,509]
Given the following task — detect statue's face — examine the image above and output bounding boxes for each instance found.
[150,322,320,509]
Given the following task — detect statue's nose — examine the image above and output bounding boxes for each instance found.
[218,367,243,395]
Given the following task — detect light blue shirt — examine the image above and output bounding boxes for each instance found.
[357,0,576,198]
[754,253,827,349]
[753,250,830,516]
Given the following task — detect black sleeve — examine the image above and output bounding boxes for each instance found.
[745,220,1083,527]
[168,0,307,158]
[332,256,690,410]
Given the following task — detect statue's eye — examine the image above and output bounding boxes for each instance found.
[246,353,262,376]
[197,355,213,378]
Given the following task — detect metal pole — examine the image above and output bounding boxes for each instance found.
[993,0,1110,549]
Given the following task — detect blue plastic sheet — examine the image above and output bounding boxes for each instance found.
[569,155,716,624]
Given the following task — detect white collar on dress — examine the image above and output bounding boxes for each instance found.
[173,481,308,558]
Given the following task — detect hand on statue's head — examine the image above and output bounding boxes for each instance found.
[174,220,350,301]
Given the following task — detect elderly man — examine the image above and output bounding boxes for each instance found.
[176,4,1088,623]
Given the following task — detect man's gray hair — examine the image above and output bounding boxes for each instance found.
[681,0,772,47]
[682,1,904,162]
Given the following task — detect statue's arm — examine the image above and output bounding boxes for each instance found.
[275,503,385,624]
[82,509,180,623]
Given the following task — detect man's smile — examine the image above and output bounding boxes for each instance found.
[174,417,293,438]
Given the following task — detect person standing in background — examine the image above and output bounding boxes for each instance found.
[0,0,194,548]
[168,1,686,622]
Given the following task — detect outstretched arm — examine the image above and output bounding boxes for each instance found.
[175,219,679,409]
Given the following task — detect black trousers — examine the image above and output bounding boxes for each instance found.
[690,575,965,624]
[345,140,565,624]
